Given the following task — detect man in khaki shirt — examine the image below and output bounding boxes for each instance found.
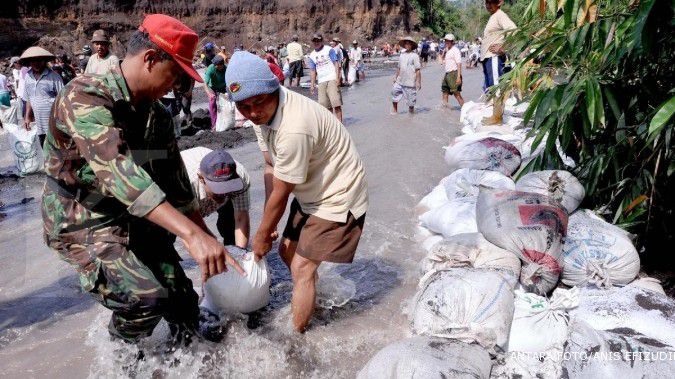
[84,29,119,75]
[286,35,304,87]
[226,51,368,332]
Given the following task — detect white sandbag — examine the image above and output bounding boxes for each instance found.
[421,235,444,253]
[347,63,357,85]
[202,246,271,314]
[509,287,579,353]
[444,137,522,176]
[357,336,492,379]
[0,100,20,125]
[422,233,521,277]
[3,122,43,175]
[476,187,568,295]
[215,94,235,132]
[418,197,478,239]
[516,170,585,213]
[411,268,515,354]
[628,277,667,296]
[562,209,640,288]
[563,319,675,378]
[416,178,450,212]
[569,285,675,347]
[493,287,579,379]
[443,168,515,201]
[454,131,523,148]
[459,101,493,132]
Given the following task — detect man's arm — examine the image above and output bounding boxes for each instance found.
[146,202,244,282]
[415,69,421,90]
[252,177,295,258]
[234,210,250,249]
[309,70,317,95]
[262,151,274,203]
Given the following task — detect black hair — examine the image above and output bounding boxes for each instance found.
[126,31,173,61]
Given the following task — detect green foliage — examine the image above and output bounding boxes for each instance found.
[496,0,675,251]
[411,0,471,38]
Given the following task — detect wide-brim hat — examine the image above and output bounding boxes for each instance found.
[19,46,55,64]
[332,37,341,43]
[9,56,20,66]
[398,36,418,50]
[91,29,110,43]
[444,33,456,41]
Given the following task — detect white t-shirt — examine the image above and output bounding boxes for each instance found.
[349,47,363,63]
[309,45,338,84]
[180,146,250,208]
[444,46,462,72]
[253,87,368,222]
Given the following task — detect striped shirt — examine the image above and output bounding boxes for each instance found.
[24,68,63,134]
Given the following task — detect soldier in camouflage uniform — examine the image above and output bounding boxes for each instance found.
[42,14,243,343]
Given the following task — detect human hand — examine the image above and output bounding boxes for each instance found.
[185,231,245,283]
[416,82,422,91]
[310,86,315,96]
[23,119,31,131]
[456,77,462,85]
[488,44,504,55]
[252,229,277,261]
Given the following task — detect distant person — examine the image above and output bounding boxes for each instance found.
[391,36,421,115]
[420,38,430,67]
[286,35,304,87]
[204,55,227,128]
[309,33,343,123]
[54,54,77,84]
[265,47,280,67]
[202,42,216,67]
[329,38,344,85]
[442,33,464,108]
[20,46,63,146]
[481,0,517,124]
[277,42,288,66]
[467,38,481,68]
[172,74,195,133]
[9,57,28,116]
[181,147,252,249]
[84,30,119,75]
[0,71,10,106]
[78,45,92,73]
[429,39,439,61]
[225,51,368,333]
[349,40,364,82]
[268,61,285,84]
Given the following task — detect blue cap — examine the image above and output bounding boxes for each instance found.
[204,42,215,50]
[225,51,280,102]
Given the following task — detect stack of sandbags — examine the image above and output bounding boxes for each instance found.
[476,187,568,295]
[410,267,516,355]
[356,336,492,379]
[444,137,522,176]
[416,175,451,213]
[562,209,640,288]
[492,287,579,379]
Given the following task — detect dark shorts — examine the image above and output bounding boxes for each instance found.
[289,60,304,79]
[481,55,507,92]
[442,71,462,94]
[283,199,366,263]
[420,52,429,62]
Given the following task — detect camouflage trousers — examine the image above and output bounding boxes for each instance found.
[47,225,199,342]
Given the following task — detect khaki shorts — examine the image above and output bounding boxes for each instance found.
[283,199,365,263]
[318,80,342,109]
[442,71,462,94]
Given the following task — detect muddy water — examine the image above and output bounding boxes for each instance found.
[0,62,487,377]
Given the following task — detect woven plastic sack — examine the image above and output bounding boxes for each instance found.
[419,197,478,239]
[515,170,585,213]
[476,187,568,295]
[444,137,522,176]
[443,168,515,201]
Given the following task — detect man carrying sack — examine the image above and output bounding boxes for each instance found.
[42,14,243,344]
[226,51,368,333]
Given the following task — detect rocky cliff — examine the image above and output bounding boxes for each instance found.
[0,0,421,57]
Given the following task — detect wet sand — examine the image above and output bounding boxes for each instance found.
[0,61,487,377]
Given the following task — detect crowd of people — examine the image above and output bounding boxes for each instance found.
[0,0,516,349]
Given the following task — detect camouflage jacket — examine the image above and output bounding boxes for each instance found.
[42,68,198,247]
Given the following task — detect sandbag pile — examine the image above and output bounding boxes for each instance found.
[360,99,672,378]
